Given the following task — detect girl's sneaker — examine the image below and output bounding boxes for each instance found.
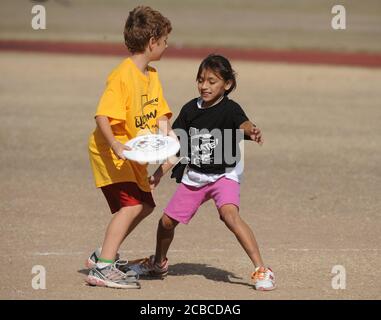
[85,247,120,269]
[128,255,169,279]
[86,261,140,289]
[251,266,276,291]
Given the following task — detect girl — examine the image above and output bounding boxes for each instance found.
[132,54,275,291]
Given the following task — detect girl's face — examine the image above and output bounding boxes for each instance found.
[197,68,232,107]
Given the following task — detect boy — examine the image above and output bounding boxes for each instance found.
[86,6,173,289]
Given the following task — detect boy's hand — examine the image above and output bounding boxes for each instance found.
[149,174,161,190]
[249,127,264,145]
[111,140,131,160]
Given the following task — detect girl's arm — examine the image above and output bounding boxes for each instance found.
[149,114,180,189]
[239,120,264,145]
[95,115,131,160]
[149,155,179,190]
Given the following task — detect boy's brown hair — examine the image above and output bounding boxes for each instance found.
[124,6,172,54]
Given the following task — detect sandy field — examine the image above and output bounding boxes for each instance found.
[0,52,380,299]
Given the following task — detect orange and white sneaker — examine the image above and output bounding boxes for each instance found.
[251,266,276,291]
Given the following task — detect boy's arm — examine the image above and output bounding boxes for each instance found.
[156,114,177,139]
[239,120,264,145]
[95,115,131,159]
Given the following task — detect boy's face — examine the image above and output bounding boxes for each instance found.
[197,69,232,107]
[149,34,169,61]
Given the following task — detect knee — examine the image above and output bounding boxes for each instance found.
[220,208,240,227]
[119,204,153,218]
[159,214,178,231]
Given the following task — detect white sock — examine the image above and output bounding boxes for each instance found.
[96,262,112,269]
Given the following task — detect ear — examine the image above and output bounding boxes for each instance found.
[224,80,233,91]
[148,37,156,51]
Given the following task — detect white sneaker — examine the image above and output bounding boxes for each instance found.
[251,266,276,291]
[86,262,140,289]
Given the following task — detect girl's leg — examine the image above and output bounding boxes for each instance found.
[100,203,154,261]
[218,204,264,268]
[154,213,179,264]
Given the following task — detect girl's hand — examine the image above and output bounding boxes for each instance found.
[111,140,131,160]
[249,127,264,145]
[149,174,161,190]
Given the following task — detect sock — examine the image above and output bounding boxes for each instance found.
[96,256,114,269]
[96,262,112,269]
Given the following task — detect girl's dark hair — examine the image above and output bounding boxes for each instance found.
[196,54,237,95]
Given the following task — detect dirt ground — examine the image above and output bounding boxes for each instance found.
[0,52,380,300]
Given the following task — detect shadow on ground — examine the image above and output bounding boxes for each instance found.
[167,263,254,288]
[78,263,254,288]
[78,269,89,276]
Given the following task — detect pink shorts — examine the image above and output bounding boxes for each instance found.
[164,177,240,224]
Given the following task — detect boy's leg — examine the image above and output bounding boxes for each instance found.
[155,213,179,264]
[218,204,265,268]
[100,203,154,261]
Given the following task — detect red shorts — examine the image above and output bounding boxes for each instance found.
[101,182,156,214]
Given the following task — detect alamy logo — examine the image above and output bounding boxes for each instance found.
[331,5,346,30]
[31,5,46,30]
[31,265,46,290]
[174,127,244,169]
[189,127,219,166]
[331,265,346,289]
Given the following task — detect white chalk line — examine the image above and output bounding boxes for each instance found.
[30,248,381,256]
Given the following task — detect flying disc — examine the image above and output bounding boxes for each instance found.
[123,134,180,163]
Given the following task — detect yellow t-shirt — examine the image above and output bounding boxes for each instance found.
[88,58,172,191]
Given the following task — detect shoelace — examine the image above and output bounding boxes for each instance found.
[139,257,152,269]
[251,268,272,282]
[139,256,168,272]
[115,260,128,269]
[103,262,128,281]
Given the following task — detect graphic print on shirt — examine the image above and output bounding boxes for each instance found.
[135,94,158,131]
[189,127,219,167]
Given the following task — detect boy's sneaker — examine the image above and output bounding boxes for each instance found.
[85,248,140,277]
[251,266,276,291]
[128,255,168,279]
[86,262,140,289]
[85,247,120,269]
[114,260,139,278]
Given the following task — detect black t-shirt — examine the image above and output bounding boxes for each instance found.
[172,96,249,178]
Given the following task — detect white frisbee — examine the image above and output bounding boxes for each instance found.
[123,134,180,163]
